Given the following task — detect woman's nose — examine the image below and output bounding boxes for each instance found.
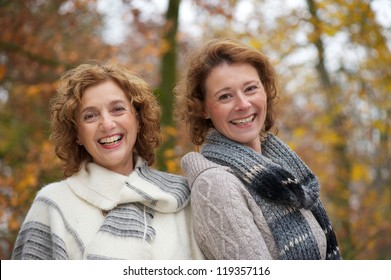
[235,93,251,111]
[99,113,115,131]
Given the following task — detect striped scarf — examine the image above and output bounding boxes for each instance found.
[201,129,342,260]
[82,161,191,259]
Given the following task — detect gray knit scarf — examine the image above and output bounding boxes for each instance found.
[201,129,341,260]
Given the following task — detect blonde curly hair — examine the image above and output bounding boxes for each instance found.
[50,63,161,177]
[175,38,279,145]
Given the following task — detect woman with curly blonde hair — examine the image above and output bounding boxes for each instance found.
[12,63,203,260]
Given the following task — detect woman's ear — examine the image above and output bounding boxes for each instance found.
[202,110,210,119]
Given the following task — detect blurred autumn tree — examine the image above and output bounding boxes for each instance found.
[301,0,391,259]
[0,0,116,259]
[1,0,390,260]
[290,0,391,259]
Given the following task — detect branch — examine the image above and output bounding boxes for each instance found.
[0,41,73,69]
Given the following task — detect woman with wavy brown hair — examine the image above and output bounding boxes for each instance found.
[175,38,341,260]
[12,63,203,260]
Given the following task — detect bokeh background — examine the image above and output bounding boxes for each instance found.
[0,0,390,259]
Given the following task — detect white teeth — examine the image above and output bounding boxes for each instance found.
[99,135,122,144]
[231,115,254,125]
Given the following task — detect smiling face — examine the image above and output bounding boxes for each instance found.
[204,62,267,152]
[76,80,139,175]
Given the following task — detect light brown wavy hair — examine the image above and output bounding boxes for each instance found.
[175,38,279,146]
[50,63,161,177]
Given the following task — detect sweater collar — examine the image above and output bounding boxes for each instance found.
[66,155,188,212]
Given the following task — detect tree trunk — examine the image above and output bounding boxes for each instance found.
[156,0,180,171]
[305,0,352,258]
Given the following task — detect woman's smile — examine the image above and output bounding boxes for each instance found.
[230,114,256,126]
[98,134,124,147]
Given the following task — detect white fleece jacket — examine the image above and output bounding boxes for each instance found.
[12,156,204,260]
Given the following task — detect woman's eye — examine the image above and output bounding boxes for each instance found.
[112,106,126,114]
[245,85,258,93]
[83,112,97,122]
[218,93,231,101]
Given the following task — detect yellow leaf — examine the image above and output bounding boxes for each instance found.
[26,85,40,97]
[323,131,343,145]
[165,126,177,137]
[164,148,175,158]
[293,127,306,138]
[166,159,179,174]
[8,215,20,231]
[351,163,370,182]
[249,38,263,50]
[373,120,386,134]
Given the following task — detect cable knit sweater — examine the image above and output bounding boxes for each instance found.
[181,152,327,260]
[12,155,204,260]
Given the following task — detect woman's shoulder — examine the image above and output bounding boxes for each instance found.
[134,154,187,184]
[34,178,73,202]
[182,151,235,172]
[182,152,244,191]
[137,164,188,186]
